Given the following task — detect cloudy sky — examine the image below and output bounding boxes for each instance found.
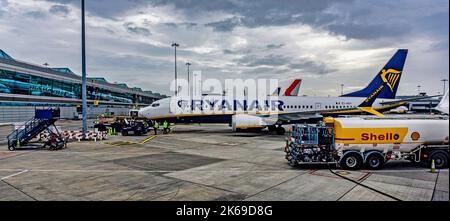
[0,0,448,96]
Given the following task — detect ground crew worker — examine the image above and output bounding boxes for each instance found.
[163,120,170,134]
[153,121,159,135]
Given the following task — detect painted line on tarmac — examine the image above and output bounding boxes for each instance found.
[0,168,304,174]
[1,169,29,180]
[140,135,158,144]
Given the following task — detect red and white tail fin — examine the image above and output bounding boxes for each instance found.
[283,79,302,96]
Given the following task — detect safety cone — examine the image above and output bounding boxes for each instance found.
[430,159,436,173]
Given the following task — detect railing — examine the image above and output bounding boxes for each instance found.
[6,108,59,148]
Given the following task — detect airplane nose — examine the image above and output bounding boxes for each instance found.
[138,108,147,118]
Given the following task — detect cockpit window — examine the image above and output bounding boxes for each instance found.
[151,103,160,107]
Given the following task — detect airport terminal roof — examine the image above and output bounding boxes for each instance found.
[0,49,166,99]
[0,50,13,60]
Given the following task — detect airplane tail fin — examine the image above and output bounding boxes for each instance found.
[270,87,281,96]
[283,79,302,96]
[436,90,449,115]
[341,49,408,99]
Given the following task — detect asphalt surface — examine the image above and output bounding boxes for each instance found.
[0,122,448,201]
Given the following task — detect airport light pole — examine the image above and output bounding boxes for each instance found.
[417,85,421,95]
[81,0,87,136]
[340,84,344,95]
[186,62,191,96]
[441,79,448,95]
[171,43,179,96]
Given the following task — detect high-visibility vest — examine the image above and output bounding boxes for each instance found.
[153,122,159,128]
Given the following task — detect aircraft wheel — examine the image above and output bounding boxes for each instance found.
[276,126,286,135]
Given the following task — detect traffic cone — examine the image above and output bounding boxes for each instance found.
[430,159,436,173]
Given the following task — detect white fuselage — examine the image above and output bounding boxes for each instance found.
[138,95,395,123]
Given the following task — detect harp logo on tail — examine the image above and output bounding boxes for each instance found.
[380,69,401,92]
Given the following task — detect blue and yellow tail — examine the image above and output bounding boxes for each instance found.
[341,49,408,99]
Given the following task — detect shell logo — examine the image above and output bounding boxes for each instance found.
[411,132,420,141]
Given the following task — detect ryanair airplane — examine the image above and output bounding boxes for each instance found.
[139,49,410,134]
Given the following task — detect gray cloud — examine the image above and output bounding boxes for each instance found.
[266,43,285,50]
[49,4,70,16]
[223,48,252,55]
[326,23,409,40]
[205,17,241,32]
[2,0,448,96]
[289,60,337,75]
[123,22,151,36]
[25,10,47,19]
[234,54,290,67]
[163,22,198,29]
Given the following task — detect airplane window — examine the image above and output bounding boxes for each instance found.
[310,105,313,109]
[302,105,305,109]
[151,103,160,107]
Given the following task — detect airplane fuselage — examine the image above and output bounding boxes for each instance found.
[138,96,395,124]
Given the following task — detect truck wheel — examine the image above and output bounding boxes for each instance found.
[340,152,363,170]
[268,125,276,132]
[276,126,286,135]
[429,151,448,169]
[8,145,15,151]
[365,153,384,170]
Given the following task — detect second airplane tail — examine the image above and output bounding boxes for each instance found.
[341,49,408,99]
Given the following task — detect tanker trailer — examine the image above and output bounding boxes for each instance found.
[285,116,449,170]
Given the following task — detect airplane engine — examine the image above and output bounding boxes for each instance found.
[231,114,266,132]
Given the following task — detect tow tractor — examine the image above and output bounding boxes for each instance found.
[285,116,449,170]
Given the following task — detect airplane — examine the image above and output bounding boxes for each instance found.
[283,79,301,96]
[436,90,449,115]
[267,79,302,96]
[139,49,412,134]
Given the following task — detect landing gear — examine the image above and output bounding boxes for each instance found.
[276,126,286,135]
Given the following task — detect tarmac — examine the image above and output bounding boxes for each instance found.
[0,121,448,201]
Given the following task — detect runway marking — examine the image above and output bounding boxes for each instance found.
[1,170,29,180]
[140,135,157,144]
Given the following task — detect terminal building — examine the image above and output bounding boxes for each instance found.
[0,49,166,123]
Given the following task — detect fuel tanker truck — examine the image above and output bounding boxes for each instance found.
[285,116,449,170]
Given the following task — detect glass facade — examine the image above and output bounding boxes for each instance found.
[0,68,156,104]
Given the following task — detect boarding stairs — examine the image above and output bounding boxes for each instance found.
[7,108,60,151]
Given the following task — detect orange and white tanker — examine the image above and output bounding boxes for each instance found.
[326,116,449,153]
